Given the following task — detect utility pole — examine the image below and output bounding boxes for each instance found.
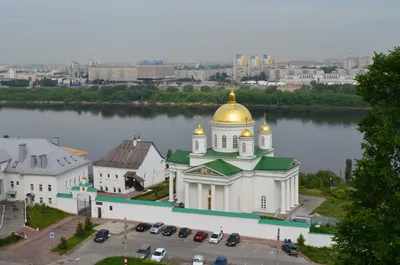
[123,218,128,265]
[276,228,280,265]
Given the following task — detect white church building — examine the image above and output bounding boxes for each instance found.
[166,90,300,215]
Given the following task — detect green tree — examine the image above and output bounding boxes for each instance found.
[166,149,173,159]
[58,237,68,249]
[84,217,93,231]
[183,84,194,92]
[166,86,179,92]
[75,222,85,237]
[297,234,305,246]
[344,159,353,183]
[200,85,211,92]
[334,47,400,264]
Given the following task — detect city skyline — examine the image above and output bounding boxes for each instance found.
[1,0,399,64]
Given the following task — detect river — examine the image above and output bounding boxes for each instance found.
[0,104,366,175]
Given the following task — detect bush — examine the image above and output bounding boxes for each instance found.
[84,217,93,231]
[297,234,305,246]
[58,237,68,249]
[329,189,348,200]
[75,222,85,237]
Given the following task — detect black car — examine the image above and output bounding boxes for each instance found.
[162,225,177,236]
[226,233,240,246]
[178,227,192,238]
[281,243,298,257]
[136,223,152,232]
[94,229,110,243]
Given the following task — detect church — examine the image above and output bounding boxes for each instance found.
[166,89,300,215]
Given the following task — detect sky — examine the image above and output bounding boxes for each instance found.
[0,0,399,64]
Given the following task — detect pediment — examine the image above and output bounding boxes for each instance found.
[184,166,224,176]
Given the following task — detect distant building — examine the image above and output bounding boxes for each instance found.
[70,61,80,78]
[174,68,233,81]
[233,54,273,81]
[8,68,17,79]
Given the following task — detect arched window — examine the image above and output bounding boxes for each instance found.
[261,136,265,146]
[222,135,227,148]
[105,186,108,192]
[100,186,103,191]
[214,134,217,147]
[195,140,199,150]
[233,136,238,148]
[261,196,267,209]
[242,143,246,153]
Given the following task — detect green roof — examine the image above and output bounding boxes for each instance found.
[95,196,174,207]
[255,156,297,171]
[258,218,309,228]
[172,207,259,219]
[71,185,97,192]
[204,159,242,176]
[57,193,73,198]
[166,150,191,165]
[203,147,271,158]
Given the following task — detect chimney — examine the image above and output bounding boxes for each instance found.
[30,155,37,168]
[53,136,60,146]
[40,155,48,168]
[18,143,27,162]
[137,134,141,141]
[133,135,137,147]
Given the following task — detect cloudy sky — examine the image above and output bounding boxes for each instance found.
[0,0,399,64]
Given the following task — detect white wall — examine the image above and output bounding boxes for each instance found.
[58,164,89,194]
[57,197,77,214]
[307,232,334,247]
[93,165,128,193]
[210,122,255,153]
[139,145,165,187]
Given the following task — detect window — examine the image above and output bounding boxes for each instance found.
[10,181,14,188]
[261,196,267,209]
[64,157,71,164]
[118,188,121,193]
[113,187,116,193]
[70,155,77,162]
[100,186,103,191]
[195,140,199,150]
[16,181,19,186]
[74,177,76,184]
[39,184,43,191]
[107,174,110,178]
[109,206,113,211]
[65,181,67,188]
[39,197,43,204]
[12,161,18,168]
[222,135,227,148]
[57,159,65,166]
[100,173,102,178]
[48,185,52,192]
[105,186,108,192]
[115,174,118,179]
[233,136,238,148]
[69,180,72,186]
[261,136,265,146]
[48,198,52,204]
[242,143,246,153]
[214,134,217,148]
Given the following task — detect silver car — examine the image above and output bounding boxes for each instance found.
[150,222,165,234]
[134,244,152,259]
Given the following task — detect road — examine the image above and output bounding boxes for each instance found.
[51,227,310,265]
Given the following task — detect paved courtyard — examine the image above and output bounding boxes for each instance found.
[51,222,311,265]
[0,201,25,238]
[286,195,326,220]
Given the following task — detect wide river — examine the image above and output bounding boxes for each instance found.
[0,104,367,175]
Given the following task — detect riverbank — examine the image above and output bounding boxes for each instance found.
[0,100,371,110]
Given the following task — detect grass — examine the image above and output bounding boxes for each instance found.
[0,234,23,248]
[133,181,173,201]
[299,187,330,198]
[310,224,336,234]
[51,229,96,254]
[259,215,284,221]
[95,256,165,265]
[299,245,335,265]
[27,205,69,230]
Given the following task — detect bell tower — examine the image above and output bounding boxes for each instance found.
[258,113,272,150]
[192,116,207,154]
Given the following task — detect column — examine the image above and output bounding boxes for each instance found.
[290,177,295,208]
[224,185,229,211]
[197,183,203,209]
[168,171,174,202]
[295,174,299,205]
[285,179,290,211]
[280,181,286,214]
[211,184,216,210]
[184,182,189,208]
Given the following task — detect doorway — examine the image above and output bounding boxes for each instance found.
[97,207,102,218]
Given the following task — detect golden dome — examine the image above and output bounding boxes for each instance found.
[213,89,253,123]
[259,113,271,132]
[240,128,253,137]
[193,116,206,135]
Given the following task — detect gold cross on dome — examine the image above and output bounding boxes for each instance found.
[197,115,201,125]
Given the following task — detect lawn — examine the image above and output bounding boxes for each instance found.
[51,229,96,255]
[27,205,69,230]
[133,181,172,201]
[0,234,23,248]
[95,256,165,265]
[299,245,336,265]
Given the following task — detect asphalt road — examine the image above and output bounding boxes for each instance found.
[51,228,310,265]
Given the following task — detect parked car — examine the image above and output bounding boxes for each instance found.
[150,222,165,234]
[162,225,177,236]
[94,229,110,243]
[213,256,228,265]
[151,248,166,263]
[226,233,240,246]
[136,223,152,232]
[193,255,204,265]
[281,243,298,257]
[134,244,152,259]
[194,231,208,242]
[178,227,192,238]
[209,231,223,244]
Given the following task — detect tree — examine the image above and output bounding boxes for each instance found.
[344,159,353,183]
[166,149,173,159]
[75,222,85,237]
[297,234,305,246]
[166,86,179,92]
[58,237,68,249]
[334,47,400,264]
[182,84,194,92]
[3,135,9,138]
[84,217,93,231]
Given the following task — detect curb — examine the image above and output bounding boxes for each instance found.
[60,232,96,256]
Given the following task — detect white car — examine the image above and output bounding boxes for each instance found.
[151,248,166,263]
[209,231,223,244]
[193,255,204,265]
[150,222,165,234]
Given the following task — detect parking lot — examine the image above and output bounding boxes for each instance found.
[51,222,311,265]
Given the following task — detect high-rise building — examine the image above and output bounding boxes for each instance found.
[8,68,17,79]
[70,61,80,78]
